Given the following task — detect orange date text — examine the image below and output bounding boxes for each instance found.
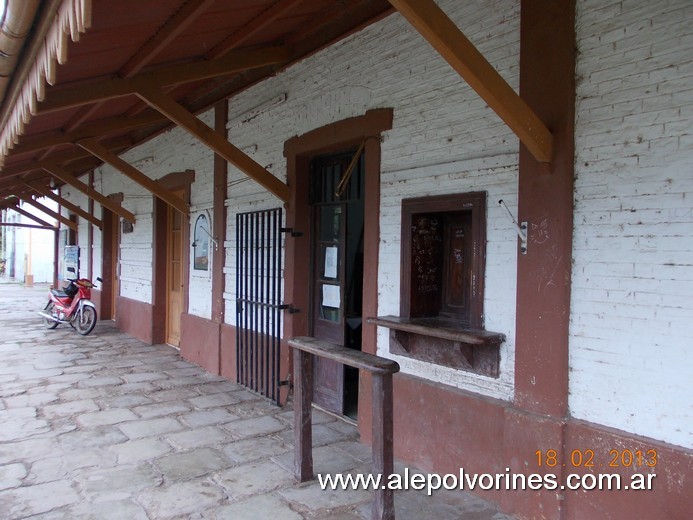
[534,449,657,468]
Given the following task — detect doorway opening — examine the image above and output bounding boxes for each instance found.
[166,190,185,347]
[101,199,123,321]
[310,150,365,420]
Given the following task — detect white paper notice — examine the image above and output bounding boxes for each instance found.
[322,284,341,308]
[324,246,338,278]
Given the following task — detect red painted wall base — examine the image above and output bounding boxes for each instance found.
[360,372,692,520]
[180,313,222,375]
[115,295,154,344]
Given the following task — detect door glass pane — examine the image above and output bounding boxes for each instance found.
[320,206,341,242]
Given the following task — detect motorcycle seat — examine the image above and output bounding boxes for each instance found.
[50,289,69,298]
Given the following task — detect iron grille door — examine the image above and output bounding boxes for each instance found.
[236,208,284,403]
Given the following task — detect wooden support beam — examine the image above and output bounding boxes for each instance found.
[44,164,136,223]
[0,222,54,230]
[387,0,553,163]
[136,84,290,202]
[39,46,290,114]
[5,203,56,228]
[18,196,79,231]
[78,138,189,216]
[27,183,103,229]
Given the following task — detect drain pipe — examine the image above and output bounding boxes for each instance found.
[0,0,42,106]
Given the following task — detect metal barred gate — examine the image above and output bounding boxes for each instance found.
[235,208,285,403]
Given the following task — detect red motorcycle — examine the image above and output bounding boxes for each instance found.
[39,268,102,336]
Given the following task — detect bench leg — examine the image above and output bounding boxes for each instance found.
[294,348,313,482]
[372,372,395,520]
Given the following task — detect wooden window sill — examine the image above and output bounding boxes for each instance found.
[367,316,505,378]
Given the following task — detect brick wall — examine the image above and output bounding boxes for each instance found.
[571,0,693,448]
[223,0,521,399]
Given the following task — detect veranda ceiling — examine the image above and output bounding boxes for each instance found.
[0,0,553,221]
[0,0,393,212]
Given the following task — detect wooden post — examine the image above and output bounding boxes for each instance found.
[294,348,314,482]
[372,372,395,520]
[53,228,59,288]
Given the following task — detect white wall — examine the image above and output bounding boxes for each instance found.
[222,0,521,399]
[90,111,216,312]
[571,0,693,448]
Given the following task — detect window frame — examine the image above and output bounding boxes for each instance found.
[400,191,487,329]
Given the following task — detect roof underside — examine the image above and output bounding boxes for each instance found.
[0,0,393,207]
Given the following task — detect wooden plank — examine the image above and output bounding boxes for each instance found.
[77,138,189,216]
[387,0,553,163]
[5,203,55,228]
[288,336,400,374]
[44,164,136,223]
[136,84,290,202]
[18,197,78,231]
[39,46,290,114]
[367,316,505,345]
[27,183,103,229]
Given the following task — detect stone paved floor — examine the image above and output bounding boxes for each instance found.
[0,280,514,519]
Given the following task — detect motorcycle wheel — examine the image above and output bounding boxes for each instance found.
[44,301,59,329]
[74,306,97,336]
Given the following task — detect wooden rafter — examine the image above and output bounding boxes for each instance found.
[27,183,102,229]
[135,84,290,202]
[17,197,78,231]
[38,46,290,114]
[1,136,133,180]
[44,164,136,223]
[60,0,218,136]
[122,0,218,77]
[206,0,305,59]
[0,222,54,230]
[13,113,162,157]
[387,0,553,163]
[77,138,190,216]
[5,203,56,229]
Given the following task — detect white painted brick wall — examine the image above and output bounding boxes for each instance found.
[70,110,216,312]
[222,0,520,399]
[572,0,693,448]
[61,0,521,399]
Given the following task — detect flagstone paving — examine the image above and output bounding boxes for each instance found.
[0,281,515,519]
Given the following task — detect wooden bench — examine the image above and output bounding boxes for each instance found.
[288,336,400,520]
